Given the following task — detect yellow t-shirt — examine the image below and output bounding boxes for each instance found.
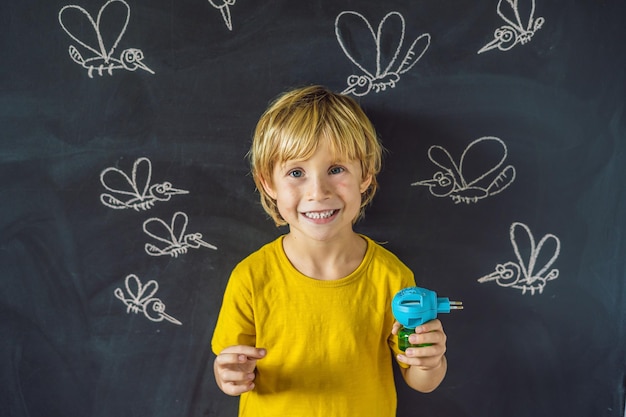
[211,235,416,417]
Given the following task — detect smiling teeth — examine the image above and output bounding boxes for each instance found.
[304,210,335,219]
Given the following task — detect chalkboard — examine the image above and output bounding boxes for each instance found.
[1,1,625,416]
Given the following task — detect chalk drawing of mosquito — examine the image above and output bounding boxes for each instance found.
[58,0,154,77]
[411,136,516,204]
[335,11,431,96]
[114,274,182,325]
[478,222,560,295]
[208,0,237,31]
[478,0,545,54]
[100,157,189,211]
[143,211,217,258]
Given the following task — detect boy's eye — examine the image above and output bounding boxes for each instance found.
[329,166,344,175]
[288,169,303,178]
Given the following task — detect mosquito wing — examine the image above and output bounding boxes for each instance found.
[375,12,405,77]
[509,222,560,281]
[59,0,131,60]
[143,216,179,246]
[497,0,542,34]
[100,157,153,205]
[335,11,378,79]
[459,137,509,188]
[397,33,431,75]
[123,274,159,305]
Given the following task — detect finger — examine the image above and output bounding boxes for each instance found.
[391,321,402,335]
[220,380,256,396]
[414,319,443,334]
[214,352,254,370]
[397,346,446,369]
[397,352,445,370]
[215,347,266,374]
[404,343,446,359]
[220,345,267,360]
[217,361,258,380]
[409,329,446,346]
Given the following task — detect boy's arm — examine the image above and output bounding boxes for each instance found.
[392,319,448,393]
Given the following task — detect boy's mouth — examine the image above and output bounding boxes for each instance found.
[303,210,338,220]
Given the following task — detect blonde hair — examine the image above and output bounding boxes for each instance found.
[248,85,383,226]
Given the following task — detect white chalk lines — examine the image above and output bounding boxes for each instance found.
[114,274,182,325]
[335,11,430,97]
[57,1,544,79]
[412,136,560,295]
[331,5,554,295]
[412,137,516,204]
[475,2,555,293]
[208,0,237,31]
[478,223,560,295]
[58,0,154,78]
[79,3,550,318]
[100,157,188,211]
[100,157,218,325]
[336,2,544,95]
[144,212,218,258]
[478,0,544,54]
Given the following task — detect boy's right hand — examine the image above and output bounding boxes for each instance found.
[214,345,267,396]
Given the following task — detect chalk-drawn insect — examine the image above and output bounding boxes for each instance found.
[335,11,431,96]
[412,136,516,204]
[478,222,560,295]
[208,0,236,31]
[478,0,545,54]
[58,0,154,77]
[100,157,189,211]
[143,211,217,258]
[114,274,182,325]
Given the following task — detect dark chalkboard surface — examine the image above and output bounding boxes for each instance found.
[1,1,625,416]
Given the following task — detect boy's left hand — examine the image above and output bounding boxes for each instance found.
[392,319,447,370]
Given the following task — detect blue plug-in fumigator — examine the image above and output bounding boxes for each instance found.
[392,287,463,351]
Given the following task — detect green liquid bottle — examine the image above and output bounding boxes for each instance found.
[398,326,414,351]
[398,326,431,351]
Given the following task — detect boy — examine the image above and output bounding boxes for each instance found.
[212,85,448,416]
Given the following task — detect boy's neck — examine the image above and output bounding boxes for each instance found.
[282,232,367,281]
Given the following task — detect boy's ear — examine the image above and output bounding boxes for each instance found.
[260,177,277,199]
[360,174,373,194]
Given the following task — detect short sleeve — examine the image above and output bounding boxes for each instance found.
[211,262,257,355]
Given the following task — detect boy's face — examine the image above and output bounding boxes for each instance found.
[261,140,372,242]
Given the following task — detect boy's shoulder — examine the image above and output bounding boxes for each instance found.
[362,235,402,259]
[233,235,284,271]
[362,235,413,275]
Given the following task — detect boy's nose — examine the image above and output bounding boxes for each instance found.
[306,175,331,201]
